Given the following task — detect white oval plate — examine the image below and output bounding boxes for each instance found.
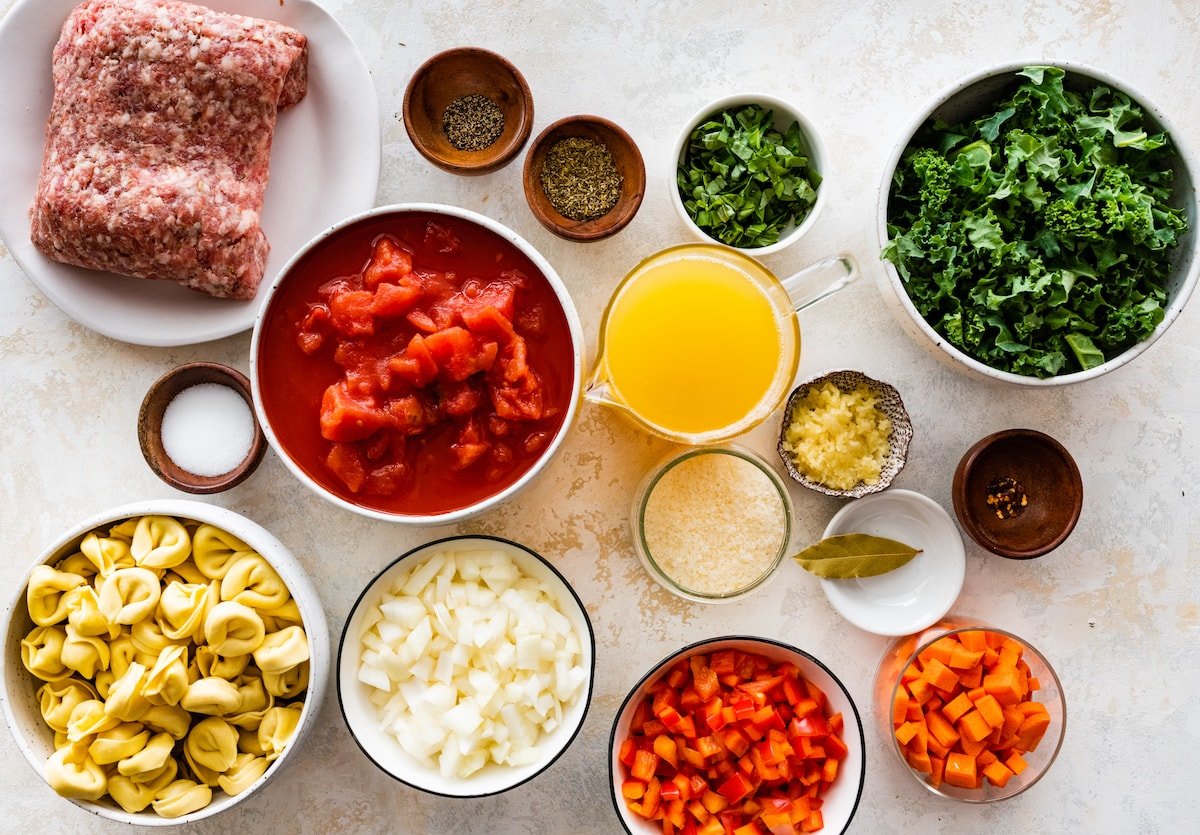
[0,0,379,346]
[819,489,965,636]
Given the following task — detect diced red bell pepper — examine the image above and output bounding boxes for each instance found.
[711,651,736,677]
[717,772,754,804]
[694,667,720,703]
[789,714,830,738]
[619,737,638,768]
[702,698,727,733]
[823,733,849,761]
[632,750,659,783]
[750,706,785,733]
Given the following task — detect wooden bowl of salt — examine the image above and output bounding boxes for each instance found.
[138,362,266,494]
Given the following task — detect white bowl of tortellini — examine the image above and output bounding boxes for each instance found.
[0,500,328,825]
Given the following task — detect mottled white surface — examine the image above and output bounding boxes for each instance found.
[1,0,1198,833]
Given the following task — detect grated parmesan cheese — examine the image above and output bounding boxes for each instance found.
[782,381,892,490]
[641,451,787,596]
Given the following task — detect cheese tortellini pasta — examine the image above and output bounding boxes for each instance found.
[26,565,85,626]
[131,516,192,571]
[18,515,310,817]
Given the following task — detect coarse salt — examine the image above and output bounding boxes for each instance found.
[160,382,255,477]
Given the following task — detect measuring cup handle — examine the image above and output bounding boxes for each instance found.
[780,254,859,312]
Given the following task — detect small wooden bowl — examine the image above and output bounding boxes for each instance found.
[402,47,534,176]
[138,362,266,494]
[522,115,645,242]
[952,429,1083,559]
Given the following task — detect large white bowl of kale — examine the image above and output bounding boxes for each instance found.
[877,63,1199,384]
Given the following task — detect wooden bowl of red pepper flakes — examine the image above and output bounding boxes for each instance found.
[609,636,865,835]
[951,429,1083,559]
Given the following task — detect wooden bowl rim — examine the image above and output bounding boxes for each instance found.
[401,46,534,176]
[951,428,1083,559]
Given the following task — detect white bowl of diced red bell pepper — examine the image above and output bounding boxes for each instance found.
[608,637,866,835]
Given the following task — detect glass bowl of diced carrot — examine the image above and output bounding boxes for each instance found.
[872,617,1065,801]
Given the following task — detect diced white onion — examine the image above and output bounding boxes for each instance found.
[357,548,586,778]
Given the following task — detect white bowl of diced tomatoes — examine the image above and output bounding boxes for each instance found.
[609,637,866,835]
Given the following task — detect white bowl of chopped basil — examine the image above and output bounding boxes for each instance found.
[672,93,827,255]
[876,62,1199,384]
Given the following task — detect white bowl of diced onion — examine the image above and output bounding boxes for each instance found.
[0,500,328,826]
[337,535,595,797]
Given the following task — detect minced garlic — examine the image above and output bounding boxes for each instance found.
[782,381,892,490]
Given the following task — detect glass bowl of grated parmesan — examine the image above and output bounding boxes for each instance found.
[631,446,793,603]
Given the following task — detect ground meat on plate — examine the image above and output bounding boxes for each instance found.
[29,0,308,300]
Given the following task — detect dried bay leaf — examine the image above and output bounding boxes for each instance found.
[792,534,921,579]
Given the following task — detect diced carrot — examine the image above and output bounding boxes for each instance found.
[967,686,987,703]
[958,664,983,689]
[923,637,958,667]
[1017,701,1049,716]
[959,735,987,757]
[927,736,951,760]
[983,648,1000,667]
[929,755,946,789]
[983,761,1014,788]
[901,662,922,684]
[983,670,1024,706]
[975,750,997,768]
[985,632,1005,650]
[895,722,918,746]
[948,644,985,670]
[998,642,1022,670]
[908,678,933,705]
[973,694,1005,729]
[892,689,910,725]
[905,700,924,722]
[1005,752,1028,775]
[925,696,943,713]
[895,635,919,661]
[921,658,960,693]
[1027,676,1041,691]
[911,718,929,754]
[958,710,992,744]
[1016,713,1051,752]
[958,630,988,652]
[943,752,977,788]
[943,692,974,724]
[926,711,960,749]
[1001,707,1023,738]
[907,749,932,774]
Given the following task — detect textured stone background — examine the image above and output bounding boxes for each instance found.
[1,0,1198,832]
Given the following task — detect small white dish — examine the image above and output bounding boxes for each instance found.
[819,489,965,636]
[670,93,828,257]
[337,536,595,797]
[0,0,379,347]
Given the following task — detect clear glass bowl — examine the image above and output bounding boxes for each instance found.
[872,616,1066,801]
[630,445,793,604]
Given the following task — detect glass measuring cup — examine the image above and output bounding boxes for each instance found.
[585,243,858,444]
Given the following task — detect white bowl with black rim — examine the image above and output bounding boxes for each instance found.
[0,500,328,826]
[608,636,866,835]
[875,61,1200,385]
[337,535,595,797]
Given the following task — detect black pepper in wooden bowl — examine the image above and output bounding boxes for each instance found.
[540,137,623,221]
[442,94,505,151]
